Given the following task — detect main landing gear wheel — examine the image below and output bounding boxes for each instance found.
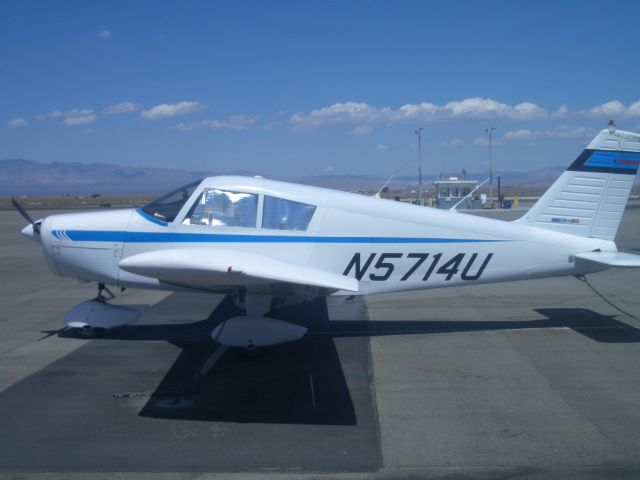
[212,294,308,355]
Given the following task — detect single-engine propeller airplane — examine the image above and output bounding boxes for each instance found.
[14,125,640,348]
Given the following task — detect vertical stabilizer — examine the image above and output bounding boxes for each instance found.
[516,128,640,241]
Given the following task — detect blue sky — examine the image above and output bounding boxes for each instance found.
[2,0,640,178]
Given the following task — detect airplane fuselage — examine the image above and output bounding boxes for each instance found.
[34,176,612,297]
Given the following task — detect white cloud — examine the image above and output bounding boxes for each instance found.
[550,104,570,119]
[289,102,381,130]
[8,118,28,128]
[472,137,504,147]
[441,139,464,147]
[103,102,142,114]
[324,166,335,173]
[63,109,97,126]
[627,101,640,118]
[35,108,96,126]
[503,129,538,140]
[376,144,389,151]
[544,125,594,139]
[589,100,626,118]
[394,102,439,121]
[584,99,640,119]
[445,98,546,120]
[141,101,207,120]
[98,29,111,39]
[176,115,259,131]
[503,125,595,142]
[289,98,640,132]
[350,125,373,136]
[290,97,548,130]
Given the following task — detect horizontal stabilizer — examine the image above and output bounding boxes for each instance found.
[574,251,640,268]
[119,248,359,292]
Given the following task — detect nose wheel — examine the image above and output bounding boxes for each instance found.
[72,325,106,339]
[66,283,139,339]
[70,283,114,338]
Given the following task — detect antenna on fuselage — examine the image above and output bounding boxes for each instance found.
[374,156,414,198]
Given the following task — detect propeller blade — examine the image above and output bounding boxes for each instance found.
[37,326,69,341]
[11,197,40,233]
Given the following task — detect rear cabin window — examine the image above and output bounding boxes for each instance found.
[262,196,316,231]
[182,188,258,227]
[140,180,200,223]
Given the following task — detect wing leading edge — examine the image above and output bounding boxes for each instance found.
[119,248,359,292]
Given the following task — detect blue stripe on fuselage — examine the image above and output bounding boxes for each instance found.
[58,230,507,244]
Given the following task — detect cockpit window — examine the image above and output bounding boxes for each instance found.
[262,196,316,231]
[140,180,200,223]
[182,188,258,227]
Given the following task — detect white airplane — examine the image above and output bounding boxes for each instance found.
[14,125,640,349]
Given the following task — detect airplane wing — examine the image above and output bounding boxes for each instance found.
[119,248,359,292]
[574,251,640,268]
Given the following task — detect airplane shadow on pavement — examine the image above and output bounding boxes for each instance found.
[54,296,640,425]
[105,295,362,426]
[138,295,361,426]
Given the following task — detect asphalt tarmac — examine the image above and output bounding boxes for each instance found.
[1,205,640,479]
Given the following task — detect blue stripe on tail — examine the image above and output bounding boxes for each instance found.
[568,149,640,174]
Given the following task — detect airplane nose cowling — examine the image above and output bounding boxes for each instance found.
[43,209,134,283]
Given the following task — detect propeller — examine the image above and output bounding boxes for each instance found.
[11,197,40,233]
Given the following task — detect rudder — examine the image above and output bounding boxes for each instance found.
[516,126,640,241]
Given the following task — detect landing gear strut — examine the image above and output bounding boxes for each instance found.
[97,283,116,302]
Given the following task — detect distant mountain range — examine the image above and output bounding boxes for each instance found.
[0,158,573,196]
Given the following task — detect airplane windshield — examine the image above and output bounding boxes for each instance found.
[140,180,201,223]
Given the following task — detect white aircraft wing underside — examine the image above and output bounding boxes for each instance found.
[119,248,359,292]
[574,251,640,267]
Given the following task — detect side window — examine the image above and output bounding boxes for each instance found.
[182,189,258,227]
[262,196,316,231]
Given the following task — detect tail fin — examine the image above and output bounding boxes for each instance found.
[516,127,640,241]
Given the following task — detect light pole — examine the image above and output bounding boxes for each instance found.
[415,127,424,205]
[485,126,496,206]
